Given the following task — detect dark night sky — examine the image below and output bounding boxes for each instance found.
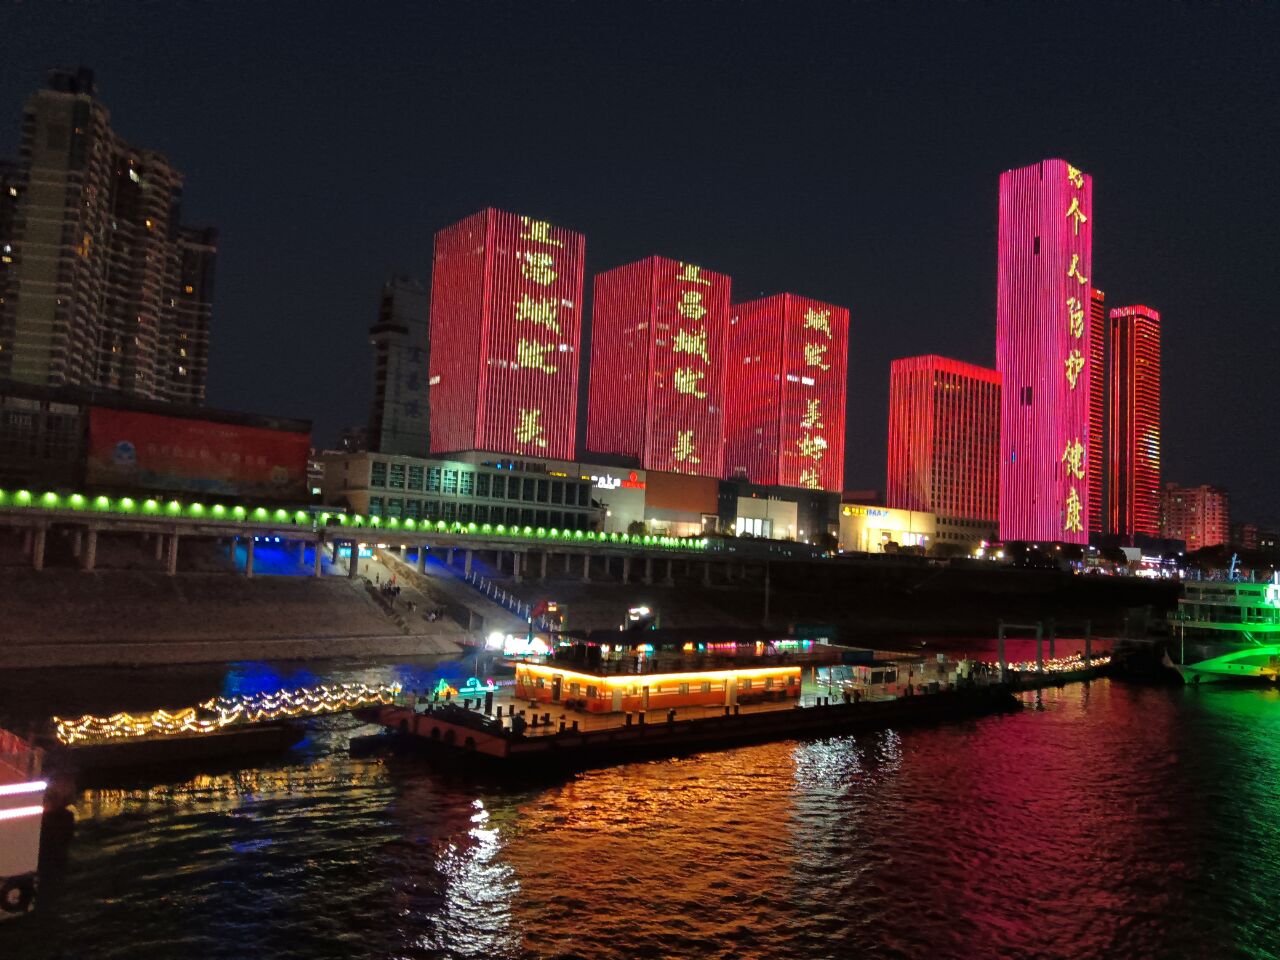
[2,2,1277,522]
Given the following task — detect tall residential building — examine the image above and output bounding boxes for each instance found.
[886,355,1001,523]
[724,293,848,491]
[996,158,1094,543]
[367,275,430,457]
[0,68,217,402]
[1162,483,1229,552]
[586,257,730,477]
[1086,287,1106,534]
[428,208,584,460]
[1107,305,1162,538]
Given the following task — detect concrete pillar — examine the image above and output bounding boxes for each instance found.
[71,529,82,558]
[465,549,473,576]
[348,543,360,578]
[512,551,522,584]
[246,536,256,578]
[297,540,307,566]
[664,557,674,586]
[447,547,457,569]
[644,555,653,585]
[539,551,547,580]
[166,533,180,576]
[582,553,591,583]
[563,552,571,573]
[416,547,426,573]
[399,544,408,560]
[31,527,45,571]
[82,527,98,572]
[703,560,712,587]
[622,555,631,584]
[312,540,322,577]
[154,533,164,561]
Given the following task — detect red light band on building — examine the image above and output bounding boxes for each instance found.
[1107,304,1161,538]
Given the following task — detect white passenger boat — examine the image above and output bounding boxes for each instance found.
[1166,572,1280,684]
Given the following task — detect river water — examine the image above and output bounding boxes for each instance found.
[3,648,1280,960]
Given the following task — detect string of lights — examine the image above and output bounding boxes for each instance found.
[982,653,1111,674]
[54,682,401,745]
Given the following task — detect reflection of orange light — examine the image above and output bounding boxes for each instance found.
[516,662,801,688]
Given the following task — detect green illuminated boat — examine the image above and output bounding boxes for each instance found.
[1166,575,1280,684]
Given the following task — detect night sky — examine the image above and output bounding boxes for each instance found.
[3,3,1277,522]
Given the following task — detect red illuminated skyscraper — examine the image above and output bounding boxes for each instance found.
[724,294,848,491]
[585,257,730,476]
[886,356,1000,522]
[1162,483,1228,551]
[1107,305,1161,538]
[1086,288,1106,534]
[996,159,1094,543]
[427,209,585,459]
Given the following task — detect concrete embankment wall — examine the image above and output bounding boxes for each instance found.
[0,570,463,668]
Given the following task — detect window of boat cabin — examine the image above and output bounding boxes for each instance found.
[700,682,711,694]
[740,679,753,691]
[678,683,690,695]
[586,686,598,699]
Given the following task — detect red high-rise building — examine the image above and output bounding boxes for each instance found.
[1108,305,1161,538]
[1162,483,1228,552]
[585,257,730,476]
[996,158,1095,543]
[886,355,1000,522]
[724,294,848,491]
[427,209,585,459]
[1087,287,1106,534]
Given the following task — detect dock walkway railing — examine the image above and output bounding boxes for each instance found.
[462,569,555,632]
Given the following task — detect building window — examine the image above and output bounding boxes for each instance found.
[408,465,425,490]
[537,479,549,502]
[425,500,440,518]
[535,510,548,527]
[427,467,441,492]
[519,479,533,502]
[475,505,488,524]
[550,511,563,528]
[552,480,563,504]
[569,682,580,697]
[443,470,459,494]
[443,501,456,521]
[520,508,534,527]
[491,475,506,499]
[405,499,421,519]
[388,463,406,488]
[386,498,403,518]
[460,471,475,496]
[371,461,387,487]
[459,503,473,523]
[578,484,590,507]
[476,474,491,498]
[369,496,384,516]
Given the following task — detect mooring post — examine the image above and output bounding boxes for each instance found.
[1084,620,1092,669]
[997,619,1007,683]
[1048,618,1056,659]
[1036,621,1044,675]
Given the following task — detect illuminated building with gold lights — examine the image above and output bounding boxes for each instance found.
[586,257,731,477]
[427,208,585,460]
[996,158,1094,544]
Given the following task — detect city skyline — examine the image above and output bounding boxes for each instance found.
[1,4,1275,522]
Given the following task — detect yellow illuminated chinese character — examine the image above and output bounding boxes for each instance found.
[516,338,558,374]
[1064,486,1083,533]
[804,342,831,371]
[520,251,557,286]
[803,308,831,338]
[800,398,823,430]
[1064,349,1085,389]
[796,433,826,461]
[673,367,707,398]
[1066,296,1085,339]
[798,467,821,490]
[1065,196,1088,235]
[516,293,561,334]
[1067,253,1088,287]
[675,263,711,285]
[672,430,700,464]
[515,409,547,448]
[1066,164,1084,189]
[1061,438,1085,480]
[678,291,707,320]
[672,327,708,362]
[519,217,562,247]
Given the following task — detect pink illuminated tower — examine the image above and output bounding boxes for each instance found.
[585,257,731,476]
[996,159,1094,543]
[724,294,848,491]
[427,209,585,459]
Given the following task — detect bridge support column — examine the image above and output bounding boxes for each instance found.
[348,543,360,578]
[154,533,164,561]
[563,551,571,573]
[643,556,653,585]
[297,539,307,566]
[245,536,255,578]
[166,533,180,576]
[664,558,674,586]
[71,529,82,558]
[702,560,712,587]
[312,541,323,577]
[539,552,547,581]
[512,551,522,584]
[417,547,427,573]
[31,527,45,571]
[399,544,407,560]
[464,549,473,576]
[82,527,98,572]
[582,553,591,583]
[622,556,631,584]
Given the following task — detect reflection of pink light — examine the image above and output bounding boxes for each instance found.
[0,780,46,797]
[0,804,44,822]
